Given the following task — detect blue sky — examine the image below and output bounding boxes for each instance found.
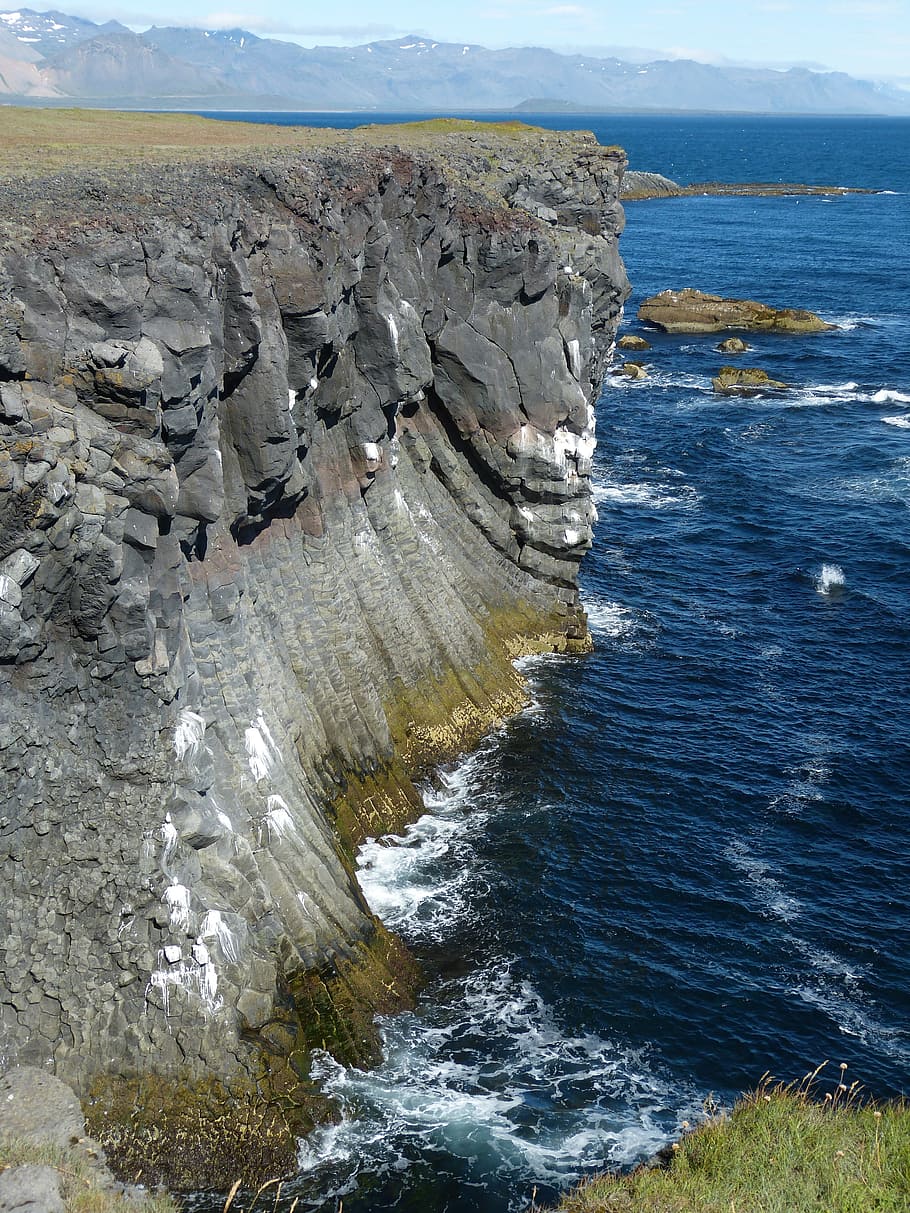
[62,1,910,81]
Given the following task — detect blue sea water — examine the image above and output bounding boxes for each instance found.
[197,113,910,1211]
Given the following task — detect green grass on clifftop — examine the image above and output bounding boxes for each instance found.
[0,107,608,179]
[556,1068,910,1213]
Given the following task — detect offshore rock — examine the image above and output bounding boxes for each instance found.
[620,170,682,200]
[617,334,651,351]
[639,288,835,333]
[717,336,750,354]
[0,126,629,1178]
[612,361,648,379]
[712,365,790,394]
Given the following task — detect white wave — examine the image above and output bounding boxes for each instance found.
[767,742,831,817]
[726,838,802,924]
[582,597,640,640]
[296,960,694,1202]
[815,563,846,595]
[787,382,862,408]
[826,314,880,330]
[356,753,493,944]
[841,457,910,503]
[791,938,863,987]
[872,388,910,404]
[790,974,910,1066]
[882,413,910,428]
[357,816,476,939]
[607,367,713,395]
[591,478,698,510]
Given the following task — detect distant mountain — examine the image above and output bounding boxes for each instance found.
[0,9,908,114]
[41,29,226,97]
[0,7,129,56]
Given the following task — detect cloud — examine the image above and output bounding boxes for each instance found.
[831,0,901,12]
[202,12,398,36]
[541,4,591,14]
[59,4,398,37]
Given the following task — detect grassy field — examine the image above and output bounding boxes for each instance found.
[0,107,557,176]
[556,1068,910,1213]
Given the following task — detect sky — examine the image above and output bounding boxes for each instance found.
[53,1,910,81]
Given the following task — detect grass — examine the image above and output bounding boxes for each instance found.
[0,107,597,178]
[0,1137,178,1213]
[555,1066,910,1213]
[0,106,342,175]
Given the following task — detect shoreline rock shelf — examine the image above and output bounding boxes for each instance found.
[621,170,879,200]
[638,288,835,334]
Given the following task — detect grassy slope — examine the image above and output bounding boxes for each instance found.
[558,1073,910,1213]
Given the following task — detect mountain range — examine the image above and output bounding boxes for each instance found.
[1,7,908,114]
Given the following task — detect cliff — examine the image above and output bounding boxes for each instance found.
[0,115,628,1177]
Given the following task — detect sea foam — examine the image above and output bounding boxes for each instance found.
[815,563,846,595]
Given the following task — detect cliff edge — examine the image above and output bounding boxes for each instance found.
[0,114,628,1179]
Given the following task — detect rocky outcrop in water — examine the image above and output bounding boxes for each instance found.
[0,127,628,1179]
[712,366,790,394]
[717,336,750,354]
[622,173,878,201]
[620,171,682,200]
[639,288,834,334]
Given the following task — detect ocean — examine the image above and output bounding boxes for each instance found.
[195,111,910,1212]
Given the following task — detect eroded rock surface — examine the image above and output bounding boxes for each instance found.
[0,130,628,1145]
[639,288,834,333]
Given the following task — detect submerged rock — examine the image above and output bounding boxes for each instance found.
[712,366,790,394]
[639,288,835,334]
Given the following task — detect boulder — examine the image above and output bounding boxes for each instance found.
[0,1068,85,1149]
[639,288,835,334]
[712,366,790,395]
[617,334,652,351]
[0,1165,65,1213]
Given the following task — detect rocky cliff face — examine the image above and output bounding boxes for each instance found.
[0,127,628,1163]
